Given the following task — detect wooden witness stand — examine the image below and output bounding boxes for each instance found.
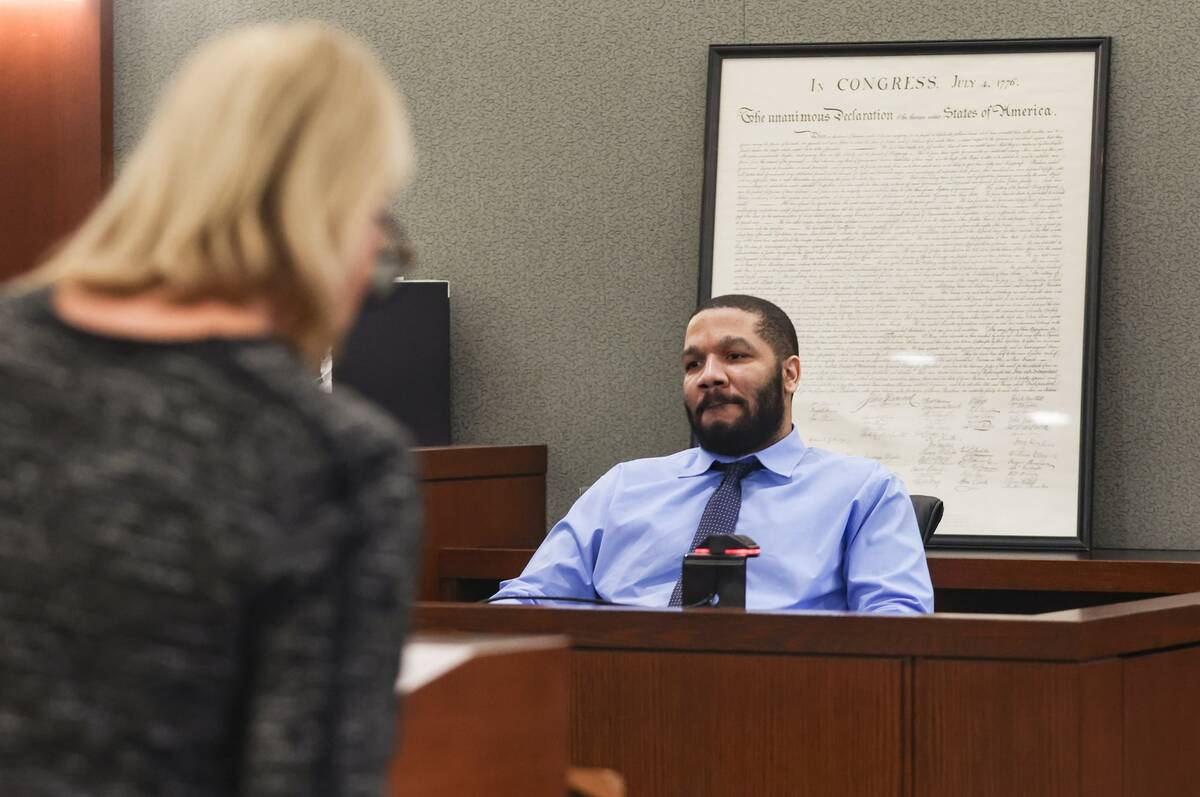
[410,445,1200,795]
[415,596,1200,796]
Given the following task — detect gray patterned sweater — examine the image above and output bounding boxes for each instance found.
[0,290,421,796]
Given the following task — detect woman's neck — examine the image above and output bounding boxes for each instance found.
[52,283,275,341]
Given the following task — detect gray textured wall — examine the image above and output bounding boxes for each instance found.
[114,1,1200,549]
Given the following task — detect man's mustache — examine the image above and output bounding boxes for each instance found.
[696,393,747,413]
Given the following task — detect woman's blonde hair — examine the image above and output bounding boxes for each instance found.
[23,21,413,362]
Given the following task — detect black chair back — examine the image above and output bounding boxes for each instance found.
[910,494,944,545]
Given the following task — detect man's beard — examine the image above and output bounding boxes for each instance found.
[685,370,787,456]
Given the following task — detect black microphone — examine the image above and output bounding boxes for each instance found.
[680,534,760,609]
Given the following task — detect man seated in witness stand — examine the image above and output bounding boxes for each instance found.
[492,294,933,614]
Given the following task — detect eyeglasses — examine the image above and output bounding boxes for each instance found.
[370,210,415,297]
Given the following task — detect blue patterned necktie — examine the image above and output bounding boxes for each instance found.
[668,457,763,607]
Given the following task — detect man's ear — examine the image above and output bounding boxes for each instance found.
[781,355,801,394]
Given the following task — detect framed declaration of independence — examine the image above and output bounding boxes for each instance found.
[698,39,1110,550]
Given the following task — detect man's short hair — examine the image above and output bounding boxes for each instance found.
[693,294,798,361]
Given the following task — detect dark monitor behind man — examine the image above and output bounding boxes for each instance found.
[492,294,933,613]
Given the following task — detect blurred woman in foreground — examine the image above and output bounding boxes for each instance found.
[0,22,420,796]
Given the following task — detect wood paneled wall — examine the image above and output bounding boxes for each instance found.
[0,0,111,282]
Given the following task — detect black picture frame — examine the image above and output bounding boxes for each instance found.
[697,38,1110,550]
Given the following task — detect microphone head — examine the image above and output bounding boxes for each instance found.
[693,533,760,557]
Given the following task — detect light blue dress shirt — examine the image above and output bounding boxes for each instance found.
[493,429,934,614]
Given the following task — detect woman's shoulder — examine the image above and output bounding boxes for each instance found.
[0,288,57,342]
[227,342,412,469]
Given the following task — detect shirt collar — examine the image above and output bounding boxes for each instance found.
[678,426,807,479]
